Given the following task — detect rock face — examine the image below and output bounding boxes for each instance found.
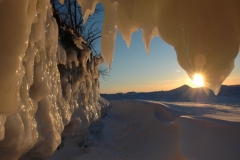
[0,1,109,159]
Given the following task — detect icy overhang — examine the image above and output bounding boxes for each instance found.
[75,0,240,95]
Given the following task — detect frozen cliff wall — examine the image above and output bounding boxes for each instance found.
[78,0,240,95]
[0,1,109,159]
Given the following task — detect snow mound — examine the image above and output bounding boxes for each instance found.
[49,100,240,160]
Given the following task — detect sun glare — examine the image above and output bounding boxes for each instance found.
[192,73,205,87]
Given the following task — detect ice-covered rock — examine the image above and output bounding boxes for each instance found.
[0,1,109,159]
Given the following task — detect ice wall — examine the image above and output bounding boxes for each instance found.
[0,0,109,159]
[79,0,240,94]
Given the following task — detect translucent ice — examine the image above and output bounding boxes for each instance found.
[79,0,240,95]
[0,1,108,159]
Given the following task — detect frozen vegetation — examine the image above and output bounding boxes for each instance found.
[0,0,240,159]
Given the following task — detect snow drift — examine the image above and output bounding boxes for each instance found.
[108,100,240,160]
[48,100,240,160]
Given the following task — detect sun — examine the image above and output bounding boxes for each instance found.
[192,73,205,87]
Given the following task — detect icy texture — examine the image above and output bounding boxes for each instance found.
[0,0,239,159]
[79,0,240,94]
[0,1,108,159]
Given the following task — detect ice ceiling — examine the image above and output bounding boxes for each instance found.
[77,0,240,95]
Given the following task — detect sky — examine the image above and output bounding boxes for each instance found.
[90,4,240,94]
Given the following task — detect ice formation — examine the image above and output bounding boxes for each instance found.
[0,0,109,159]
[79,0,240,95]
[0,0,239,159]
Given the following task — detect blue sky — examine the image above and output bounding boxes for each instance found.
[90,4,240,94]
[99,31,240,93]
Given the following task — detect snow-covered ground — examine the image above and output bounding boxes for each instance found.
[48,100,240,160]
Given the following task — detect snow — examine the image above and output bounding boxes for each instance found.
[48,100,240,160]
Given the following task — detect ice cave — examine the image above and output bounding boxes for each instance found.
[0,0,240,159]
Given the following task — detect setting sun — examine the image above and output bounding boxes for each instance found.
[192,73,205,87]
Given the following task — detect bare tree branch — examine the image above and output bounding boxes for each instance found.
[51,0,107,78]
